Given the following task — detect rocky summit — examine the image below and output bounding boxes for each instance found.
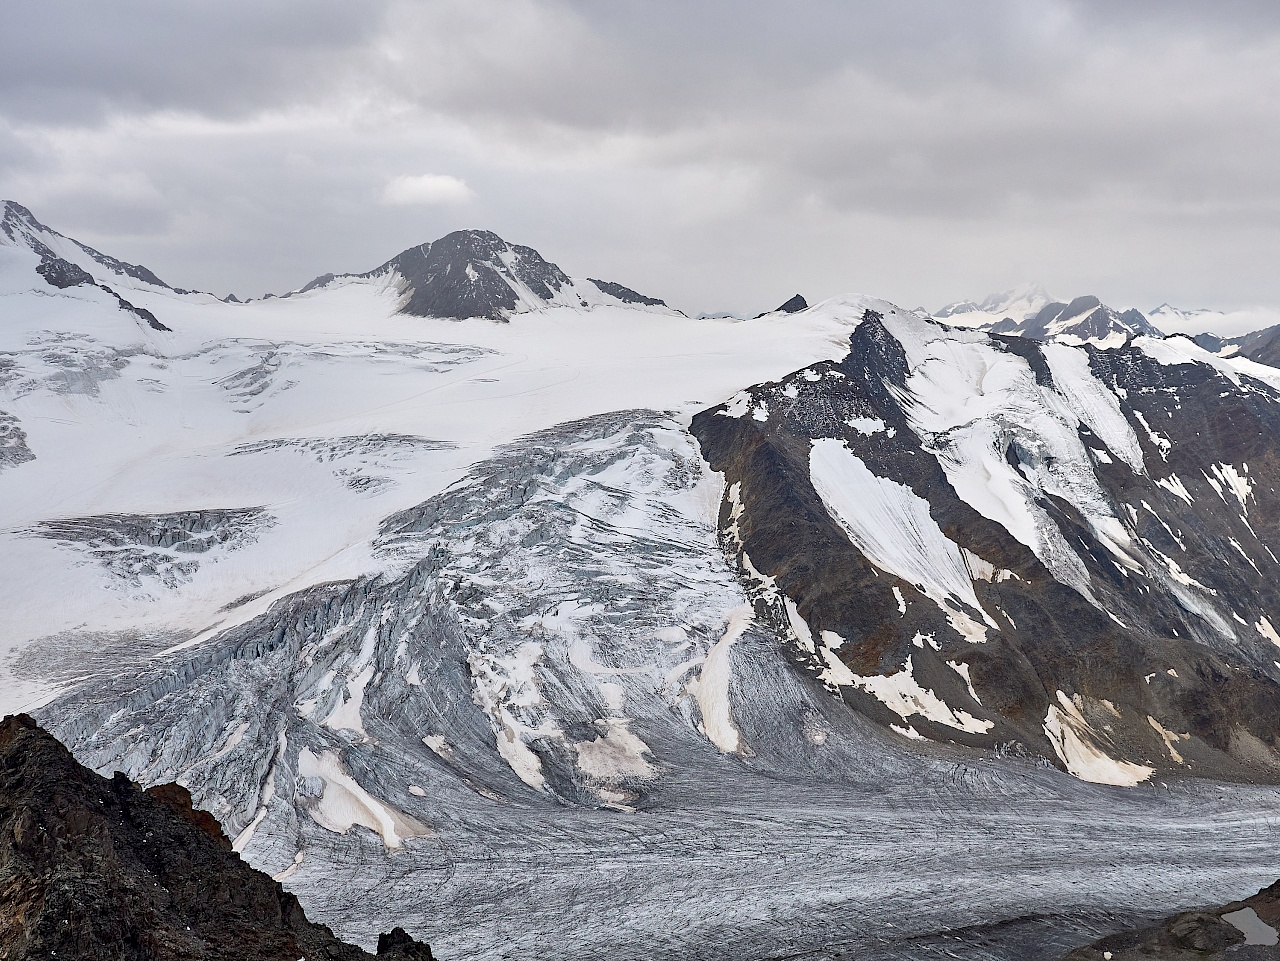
[284,227,674,321]
[0,714,434,961]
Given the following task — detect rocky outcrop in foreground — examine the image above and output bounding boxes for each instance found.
[0,713,434,961]
[1063,881,1280,959]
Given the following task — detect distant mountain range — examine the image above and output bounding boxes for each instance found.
[934,284,1161,345]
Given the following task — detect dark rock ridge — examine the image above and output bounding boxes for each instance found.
[2,201,174,290]
[586,278,667,307]
[756,294,808,317]
[0,713,434,961]
[288,228,671,320]
[988,295,1162,342]
[1201,324,1280,370]
[2,201,172,331]
[1061,879,1280,959]
[691,305,1280,783]
[1237,326,1280,368]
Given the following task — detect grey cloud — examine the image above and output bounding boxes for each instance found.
[0,0,391,121]
[2,0,1280,320]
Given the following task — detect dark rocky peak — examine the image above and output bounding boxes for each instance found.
[283,227,673,319]
[0,199,174,291]
[1224,323,1280,369]
[375,228,573,320]
[0,713,434,960]
[755,294,808,318]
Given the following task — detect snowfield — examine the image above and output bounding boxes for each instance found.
[0,269,861,715]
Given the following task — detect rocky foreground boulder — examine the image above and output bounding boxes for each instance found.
[0,713,434,961]
[1063,880,1280,959]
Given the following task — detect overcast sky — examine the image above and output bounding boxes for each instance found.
[4,0,1280,317]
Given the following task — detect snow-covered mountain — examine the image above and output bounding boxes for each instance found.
[934,282,1054,326]
[936,286,1161,346]
[10,204,1280,959]
[0,200,183,294]
[1149,302,1280,341]
[695,304,1280,785]
[986,295,1163,346]
[278,227,676,321]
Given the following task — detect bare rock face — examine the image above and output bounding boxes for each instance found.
[691,305,1280,784]
[1062,879,1280,959]
[0,714,434,961]
[287,228,672,320]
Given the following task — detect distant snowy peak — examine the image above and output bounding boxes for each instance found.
[291,228,677,321]
[988,295,1163,346]
[936,285,1160,346]
[934,282,1054,324]
[1148,303,1218,330]
[0,201,181,295]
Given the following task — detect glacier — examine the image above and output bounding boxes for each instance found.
[8,202,1280,959]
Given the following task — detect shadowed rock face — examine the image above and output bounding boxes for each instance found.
[1230,325,1280,369]
[586,278,667,307]
[288,228,671,320]
[691,306,1280,783]
[380,229,572,320]
[756,294,808,317]
[1,201,173,290]
[0,714,434,961]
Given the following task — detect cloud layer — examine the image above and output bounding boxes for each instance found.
[3,0,1280,318]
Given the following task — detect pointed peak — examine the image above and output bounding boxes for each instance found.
[0,200,175,292]
[754,294,808,318]
[1,200,40,225]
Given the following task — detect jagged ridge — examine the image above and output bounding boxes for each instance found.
[0,713,434,961]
